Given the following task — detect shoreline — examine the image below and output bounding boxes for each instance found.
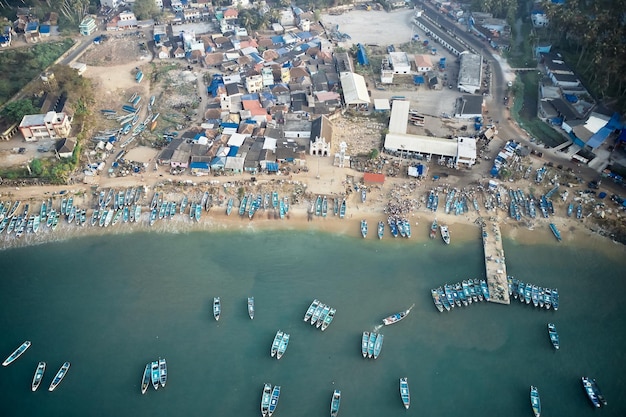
[1,195,622,260]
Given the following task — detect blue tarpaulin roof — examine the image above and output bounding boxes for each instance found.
[564,94,578,103]
[227,146,239,157]
[587,126,612,149]
[221,122,238,128]
[39,25,50,34]
[242,93,260,101]
[190,161,209,169]
[266,162,279,172]
[413,75,425,85]
[154,34,161,42]
[271,36,283,45]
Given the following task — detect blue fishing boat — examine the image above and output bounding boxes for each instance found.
[226,198,234,216]
[360,219,368,238]
[238,195,248,216]
[399,377,410,409]
[361,331,369,358]
[530,386,541,417]
[481,279,490,301]
[321,196,328,217]
[48,362,70,392]
[547,323,559,350]
[549,223,562,242]
[388,217,399,237]
[268,386,280,417]
[272,191,279,209]
[276,333,290,360]
[367,332,376,358]
[330,389,341,417]
[315,195,322,216]
[339,199,346,219]
[320,308,336,331]
[2,341,31,366]
[582,377,602,408]
[303,299,320,322]
[444,284,455,308]
[524,282,532,304]
[373,333,384,359]
[270,331,283,357]
[576,204,583,219]
[438,287,451,311]
[150,361,159,390]
[279,199,285,219]
[361,187,366,203]
[403,219,411,238]
[333,197,339,215]
[377,221,384,239]
[531,285,539,307]
[567,202,574,217]
[195,204,201,222]
[552,288,559,311]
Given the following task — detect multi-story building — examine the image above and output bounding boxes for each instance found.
[19,111,72,142]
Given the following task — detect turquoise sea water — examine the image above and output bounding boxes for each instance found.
[0,230,625,416]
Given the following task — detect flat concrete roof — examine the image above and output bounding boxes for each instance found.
[388,99,411,134]
[458,52,482,90]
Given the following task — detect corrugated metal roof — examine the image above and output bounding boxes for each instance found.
[388,100,410,134]
[384,133,457,157]
[339,72,370,105]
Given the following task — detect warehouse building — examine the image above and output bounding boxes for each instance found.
[457,52,482,94]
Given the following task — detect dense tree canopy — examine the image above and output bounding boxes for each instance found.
[133,0,160,20]
[0,99,39,124]
[472,0,518,21]
[541,0,626,107]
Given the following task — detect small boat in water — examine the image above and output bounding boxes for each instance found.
[431,288,444,312]
[31,361,46,391]
[360,219,368,238]
[151,361,160,390]
[549,223,562,242]
[330,389,341,417]
[304,299,320,322]
[552,288,559,311]
[159,358,167,387]
[382,308,410,326]
[582,377,604,408]
[547,323,559,350]
[261,383,272,416]
[141,363,150,394]
[320,308,336,331]
[310,303,326,326]
[271,330,284,357]
[361,331,369,358]
[530,385,541,417]
[373,333,384,359]
[400,377,410,409]
[440,224,450,244]
[48,362,70,391]
[367,332,376,358]
[213,297,221,321]
[268,385,281,417]
[316,305,331,329]
[276,333,290,360]
[2,340,31,366]
[248,297,255,319]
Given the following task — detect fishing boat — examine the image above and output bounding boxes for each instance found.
[279,199,285,219]
[567,202,574,217]
[404,219,411,238]
[272,191,279,209]
[268,385,280,417]
[151,361,160,390]
[549,223,562,242]
[360,219,368,238]
[248,297,255,319]
[333,197,339,216]
[226,198,234,216]
[462,280,472,305]
[320,308,336,331]
[361,332,370,358]
[480,279,490,301]
[582,377,600,408]
[397,218,406,238]
[544,288,552,310]
[382,308,410,326]
[431,288,444,312]
[134,205,141,223]
[112,209,122,226]
[339,199,346,219]
[547,323,559,350]
[552,288,559,311]
[530,386,541,417]
[330,389,341,417]
[104,209,114,227]
[361,187,367,203]
[32,214,40,233]
[430,218,437,239]
[195,204,201,222]
[149,207,158,226]
[141,363,150,394]
[238,195,248,216]
[304,299,320,322]
[213,297,221,321]
[322,195,328,217]
[270,330,284,357]
[367,332,376,358]
[438,287,451,311]
[315,195,322,216]
[310,303,326,326]
[122,206,130,223]
[316,305,331,329]
[440,224,450,244]
[31,361,46,391]
[531,285,539,307]
[444,284,456,307]
[399,377,410,409]
[373,333,384,359]
[261,383,272,416]
[159,358,167,387]
[524,283,532,305]
[276,333,290,359]
[588,378,607,407]
[48,362,70,391]
[377,221,384,239]
[2,341,31,366]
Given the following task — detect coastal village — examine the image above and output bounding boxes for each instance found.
[0,1,623,415]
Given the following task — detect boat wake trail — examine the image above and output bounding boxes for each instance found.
[373,324,383,332]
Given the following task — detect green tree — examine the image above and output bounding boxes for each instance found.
[30,159,44,176]
[133,0,159,20]
[368,148,379,160]
[0,99,39,124]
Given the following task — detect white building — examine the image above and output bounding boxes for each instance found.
[389,51,411,74]
[309,115,333,156]
[339,72,370,109]
[457,51,482,94]
[414,54,433,72]
[19,111,72,142]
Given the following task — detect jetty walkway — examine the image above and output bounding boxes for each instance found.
[481,220,510,304]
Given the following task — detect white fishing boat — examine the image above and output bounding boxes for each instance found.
[48,362,70,391]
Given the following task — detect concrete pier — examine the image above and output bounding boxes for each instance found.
[482,221,510,304]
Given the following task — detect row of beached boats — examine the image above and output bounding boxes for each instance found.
[2,341,69,392]
[313,195,346,219]
[385,216,412,238]
[507,276,560,310]
[140,358,167,394]
[303,299,336,331]
[430,279,491,312]
[270,330,290,360]
[236,192,291,220]
[211,297,255,321]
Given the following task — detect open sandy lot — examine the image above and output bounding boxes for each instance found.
[322,9,416,46]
